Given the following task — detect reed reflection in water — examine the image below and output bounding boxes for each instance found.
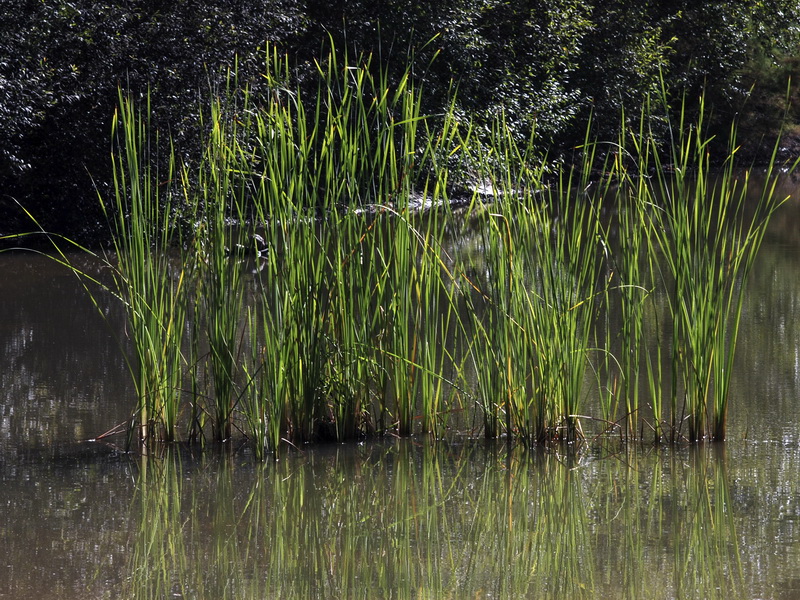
[125,442,745,600]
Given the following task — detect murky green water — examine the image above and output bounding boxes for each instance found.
[2,173,800,598]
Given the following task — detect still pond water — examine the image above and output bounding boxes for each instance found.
[2,173,800,599]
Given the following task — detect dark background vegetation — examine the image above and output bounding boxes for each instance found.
[2,0,799,244]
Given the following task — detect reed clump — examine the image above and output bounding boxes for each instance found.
[99,42,792,456]
[105,92,190,445]
[618,94,792,442]
[459,116,606,444]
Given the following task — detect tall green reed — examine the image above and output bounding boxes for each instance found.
[646,96,789,441]
[326,221,374,442]
[415,222,461,437]
[383,212,423,435]
[462,208,522,439]
[372,207,463,438]
[604,109,660,440]
[105,91,189,444]
[99,40,792,453]
[241,40,462,448]
[246,43,357,446]
[459,118,540,440]
[193,93,250,442]
[461,114,604,443]
[529,179,605,443]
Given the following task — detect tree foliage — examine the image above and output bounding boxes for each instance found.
[1,0,797,242]
[0,0,302,240]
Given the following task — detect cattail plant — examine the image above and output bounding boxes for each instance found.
[106,91,189,444]
[646,94,789,441]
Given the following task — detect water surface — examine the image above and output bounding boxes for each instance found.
[2,175,800,598]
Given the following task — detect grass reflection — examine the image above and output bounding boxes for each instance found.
[125,442,742,599]
[673,448,743,599]
[127,454,189,599]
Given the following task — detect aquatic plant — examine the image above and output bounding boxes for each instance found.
[92,38,794,455]
[645,95,790,441]
[460,114,605,444]
[414,218,462,437]
[605,113,657,440]
[105,92,190,444]
[589,88,794,443]
[238,40,466,447]
[193,94,251,443]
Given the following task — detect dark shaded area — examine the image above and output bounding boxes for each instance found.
[1,0,799,245]
[0,0,304,244]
